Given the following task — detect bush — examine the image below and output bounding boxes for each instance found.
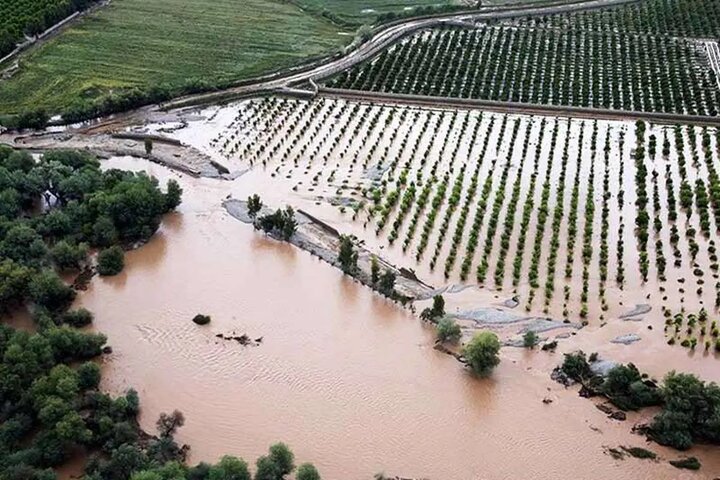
[463,331,501,376]
[97,246,125,276]
[436,318,461,343]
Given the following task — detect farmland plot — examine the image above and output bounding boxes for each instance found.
[327,25,720,115]
[147,96,720,356]
[517,0,720,39]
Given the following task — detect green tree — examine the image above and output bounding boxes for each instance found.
[0,259,31,310]
[370,255,380,284]
[421,295,445,322]
[436,318,461,343]
[523,330,538,349]
[61,308,93,328]
[247,194,263,219]
[97,246,125,276]
[601,363,661,411]
[0,224,48,265]
[51,241,88,271]
[254,456,280,480]
[208,456,250,480]
[165,180,183,211]
[379,270,396,296]
[268,443,294,477]
[156,410,185,438]
[296,463,321,480]
[77,362,101,390]
[92,216,118,247]
[650,372,720,449]
[29,270,76,312]
[463,331,501,376]
[338,235,358,274]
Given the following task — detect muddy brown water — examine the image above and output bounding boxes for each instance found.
[66,156,720,480]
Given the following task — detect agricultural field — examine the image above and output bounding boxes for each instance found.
[0,0,98,57]
[0,0,350,114]
[327,23,720,115]
[153,95,720,356]
[521,0,720,38]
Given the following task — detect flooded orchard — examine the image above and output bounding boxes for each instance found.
[71,156,720,480]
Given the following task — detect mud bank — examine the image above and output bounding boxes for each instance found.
[0,131,221,177]
[223,199,433,301]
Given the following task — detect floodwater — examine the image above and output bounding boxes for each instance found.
[71,156,720,479]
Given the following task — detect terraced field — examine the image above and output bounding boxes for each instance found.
[156,96,720,355]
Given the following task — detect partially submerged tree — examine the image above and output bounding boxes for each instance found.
[97,246,125,276]
[257,207,297,241]
[297,463,321,480]
[247,194,263,219]
[379,269,396,296]
[523,330,538,349]
[420,294,445,322]
[436,318,462,344]
[370,255,380,284]
[463,331,501,376]
[338,235,358,274]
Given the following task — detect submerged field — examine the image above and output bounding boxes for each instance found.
[0,0,350,114]
[138,95,720,358]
